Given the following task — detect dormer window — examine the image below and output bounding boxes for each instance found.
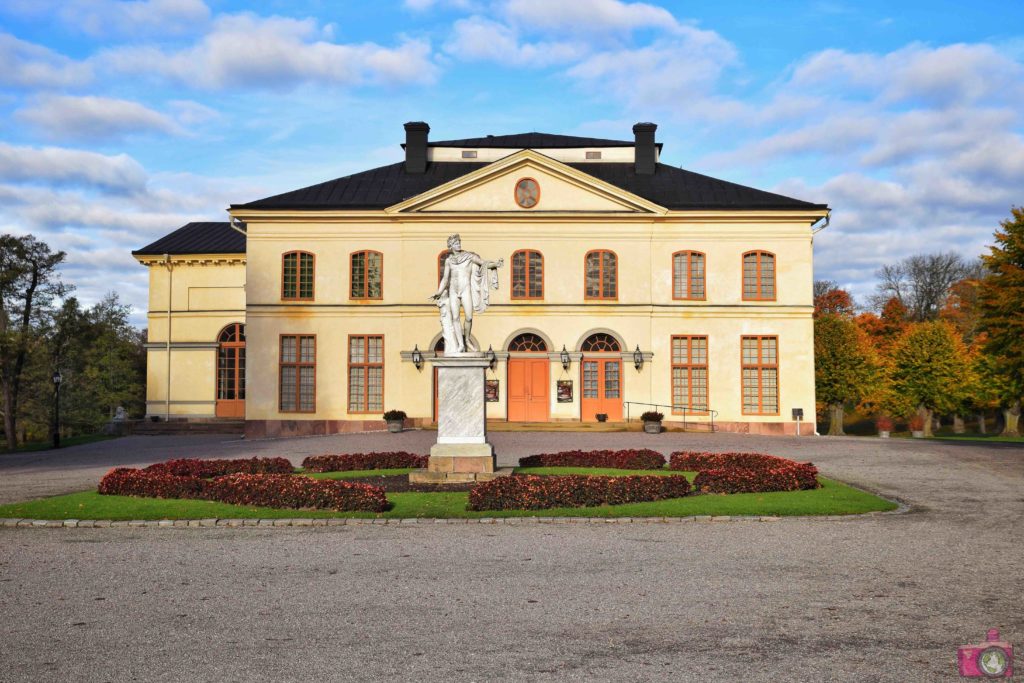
[462,150,478,159]
[585,151,601,160]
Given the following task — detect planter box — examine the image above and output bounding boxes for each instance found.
[387,420,404,433]
[643,421,662,434]
[911,430,925,439]
[878,431,890,438]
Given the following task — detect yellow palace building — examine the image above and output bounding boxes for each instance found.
[133,123,829,437]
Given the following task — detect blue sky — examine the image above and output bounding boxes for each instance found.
[2,0,1022,325]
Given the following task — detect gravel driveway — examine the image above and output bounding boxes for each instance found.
[1,432,1022,681]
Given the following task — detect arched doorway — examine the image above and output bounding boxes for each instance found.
[215,323,245,418]
[507,333,549,422]
[580,332,622,422]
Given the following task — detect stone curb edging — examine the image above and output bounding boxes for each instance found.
[0,504,908,529]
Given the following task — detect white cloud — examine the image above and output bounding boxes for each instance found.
[444,16,585,66]
[0,143,149,193]
[0,32,92,88]
[0,0,210,37]
[404,0,479,10]
[566,29,739,106]
[97,13,439,89]
[16,95,185,142]
[502,0,681,34]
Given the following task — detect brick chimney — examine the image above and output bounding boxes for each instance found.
[633,122,657,175]
[404,121,430,174]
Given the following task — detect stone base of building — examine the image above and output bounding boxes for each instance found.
[244,417,433,439]
[713,420,816,436]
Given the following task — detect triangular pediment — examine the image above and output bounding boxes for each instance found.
[386,150,666,214]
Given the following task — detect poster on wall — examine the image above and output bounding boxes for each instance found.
[556,379,573,403]
[485,379,499,402]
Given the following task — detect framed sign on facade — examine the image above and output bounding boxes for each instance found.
[557,379,573,403]
[485,379,499,402]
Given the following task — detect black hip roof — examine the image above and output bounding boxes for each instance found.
[233,161,827,211]
[133,222,245,256]
[419,132,644,149]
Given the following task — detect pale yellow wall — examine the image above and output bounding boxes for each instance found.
[239,214,818,425]
[139,257,246,417]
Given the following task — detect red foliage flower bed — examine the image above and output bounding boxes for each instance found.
[301,452,429,472]
[144,457,293,477]
[468,474,690,511]
[204,474,388,511]
[517,449,666,470]
[98,466,388,512]
[669,451,819,494]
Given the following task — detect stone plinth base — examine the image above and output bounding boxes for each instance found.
[409,467,513,484]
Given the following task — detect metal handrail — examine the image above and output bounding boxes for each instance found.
[624,401,717,433]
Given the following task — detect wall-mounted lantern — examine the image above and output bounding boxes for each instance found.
[560,345,571,371]
[411,344,424,370]
[633,345,644,371]
[486,344,497,370]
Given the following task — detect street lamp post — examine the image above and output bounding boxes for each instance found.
[52,370,62,449]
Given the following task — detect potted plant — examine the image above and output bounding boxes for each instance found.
[908,414,925,439]
[383,409,407,433]
[595,413,608,423]
[875,415,894,439]
[640,410,664,434]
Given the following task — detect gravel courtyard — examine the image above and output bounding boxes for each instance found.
[1,431,1021,681]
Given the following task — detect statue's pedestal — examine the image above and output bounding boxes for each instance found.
[409,354,511,484]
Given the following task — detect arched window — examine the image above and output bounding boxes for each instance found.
[217,323,246,406]
[350,250,383,300]
[580,333,620,353]
[508,333,547,352]
[673,251,705,300]
[282,251,314,300]
[437,250,449,285]
[512,250,543,299]
[743,251,776,301]
[585,250,617,300]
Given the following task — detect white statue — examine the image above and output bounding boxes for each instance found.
[114,406,128,421]
[430,234,504,354]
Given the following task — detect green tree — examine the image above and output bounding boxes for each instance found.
[977,207,1024,436]
[814,314,877,435]
[0,234,67,450]
[889,321,972,437]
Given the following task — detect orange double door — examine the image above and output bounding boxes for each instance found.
[581,357,622,421]
[507,358,550,422]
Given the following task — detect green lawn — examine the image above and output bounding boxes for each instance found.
[930,434,1024,444]
[0,476,896,520]
[514,466,696,479]
[301,468,415,479]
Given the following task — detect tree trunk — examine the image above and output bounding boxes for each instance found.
[918,405,934,438]
[977,412,987,435]
[2,384,16,450]
[952,414,965,434]
[827,403,845,436]
[1002,400,1021,437]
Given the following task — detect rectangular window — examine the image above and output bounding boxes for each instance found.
[741,336,778,415]
[585,250,617,300]
[280,335,315,412]
[348,335,384,413]
[462,150,478,158]
[512,250,543,299]
[743,251,776,300]
[672,336,708,413]
[585,151,602,159]
[673,252,705,300]
[351,251,383,300]
[282,252,314,300]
